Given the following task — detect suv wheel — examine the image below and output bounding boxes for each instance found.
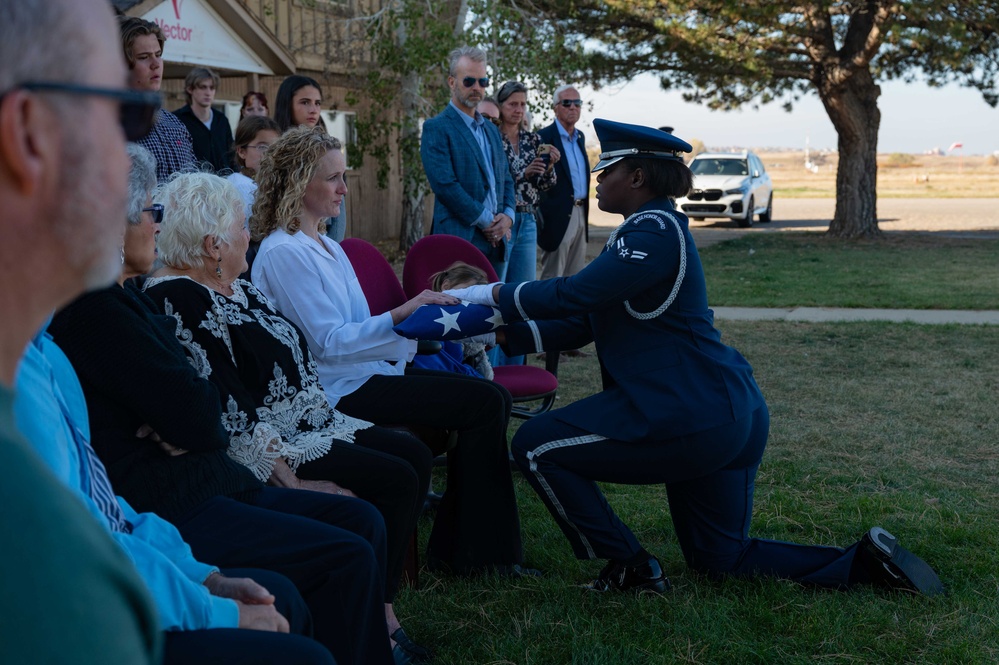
[759,193,773,223]
[737,196,754,228]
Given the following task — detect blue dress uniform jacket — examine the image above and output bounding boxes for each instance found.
[536,121,590,252]
[499,198,764,442]
[503,196,866,588]
[421,104,516,261]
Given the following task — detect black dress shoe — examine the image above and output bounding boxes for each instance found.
[589,556,670,594]
[391,627,432,664]
[859,527,945,596]
[393,644,413,665]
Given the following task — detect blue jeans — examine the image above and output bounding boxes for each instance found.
[494,211,538,366]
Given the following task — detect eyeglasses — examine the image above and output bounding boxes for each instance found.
[245,144,270,152]
[558,99,583,108]
[16,82,161,141]
[461,76,490,88]
[142,204,164,224]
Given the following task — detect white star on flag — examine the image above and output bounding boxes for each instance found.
[434,308,462,335]
[485,307,505,330]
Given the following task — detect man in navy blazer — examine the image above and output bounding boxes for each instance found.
[421,46,516,279]
[536,85,591,280]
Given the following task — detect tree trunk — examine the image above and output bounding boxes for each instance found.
[818,69,882,238]
[399,176,426,251]
[397,58,426,251]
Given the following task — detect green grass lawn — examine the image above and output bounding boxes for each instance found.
[398,320,999,664]
[394,236,999,663]
[699,233,999,310]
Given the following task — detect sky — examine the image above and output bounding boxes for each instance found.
[560,73,998,155]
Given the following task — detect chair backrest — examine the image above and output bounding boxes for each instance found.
[339,238,407,316]
[403,235,498,299]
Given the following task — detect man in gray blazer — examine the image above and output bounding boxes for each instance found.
[421,46,516,279]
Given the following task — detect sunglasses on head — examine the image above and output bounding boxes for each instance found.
[142,204,164,224]
[461,76,490,88]
[558,99,583,108]
[17,82,161,141]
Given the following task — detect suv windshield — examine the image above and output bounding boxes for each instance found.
[690,159,748,177]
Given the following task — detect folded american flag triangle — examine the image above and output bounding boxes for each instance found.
[393,303,504,340]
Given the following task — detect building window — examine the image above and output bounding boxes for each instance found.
[321,110,356,170]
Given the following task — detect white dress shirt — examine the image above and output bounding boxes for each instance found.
[252,229,417,406]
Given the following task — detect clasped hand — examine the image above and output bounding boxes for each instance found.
[204,572,289,633]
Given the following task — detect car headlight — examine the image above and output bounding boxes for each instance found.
[724,184,749,195]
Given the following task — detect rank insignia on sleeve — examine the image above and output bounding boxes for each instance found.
[615,237,648,261]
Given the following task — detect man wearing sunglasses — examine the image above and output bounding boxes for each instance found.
[537,85,591,284]
[0,0,164,662]
[420,46,516,279]
[119,16,198,183]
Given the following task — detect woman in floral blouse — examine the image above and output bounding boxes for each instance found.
[495,80,560,364]
[143,172,433,664]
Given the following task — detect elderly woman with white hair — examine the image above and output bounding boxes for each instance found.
[142,172,433,665]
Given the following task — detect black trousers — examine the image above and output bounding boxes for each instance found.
[297,426,432,599]
[336,368,523,573]
[163,567,335,665]
[173,487,392,665]
[513,404,866,588]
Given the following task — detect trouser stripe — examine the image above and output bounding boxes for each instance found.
[525,433,608,559]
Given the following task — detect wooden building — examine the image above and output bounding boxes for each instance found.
[118,0,408,243]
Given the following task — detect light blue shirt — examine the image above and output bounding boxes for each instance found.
[450,101,514,228]
[557,120,588,199]
[14,329,238,632]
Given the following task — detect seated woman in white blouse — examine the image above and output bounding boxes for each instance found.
[250,127,533,578]
[142,172,433,664]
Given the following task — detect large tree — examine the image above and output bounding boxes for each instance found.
[527,1,998,238]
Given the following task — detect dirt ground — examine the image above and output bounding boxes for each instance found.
[587,197,999,254]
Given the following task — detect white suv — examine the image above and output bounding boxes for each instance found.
[675,151,773,227]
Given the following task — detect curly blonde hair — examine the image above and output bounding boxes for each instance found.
[250,126,342,242]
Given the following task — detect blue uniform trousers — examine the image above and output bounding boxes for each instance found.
[163,567,335,665]
[174,487,391,665]
[512,404,866,589]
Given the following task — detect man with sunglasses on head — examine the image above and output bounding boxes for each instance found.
[421,46,516,280]
[537,85,591,285]
[0,0,165,662]
[119,16,198,182]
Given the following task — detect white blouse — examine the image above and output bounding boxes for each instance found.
[252,229,417,406]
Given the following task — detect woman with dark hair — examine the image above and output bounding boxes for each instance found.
[450,119,945,598]
[272,75,347,242]
[240,91,269,119]
[273,75,323,132]
[227,115,281,221]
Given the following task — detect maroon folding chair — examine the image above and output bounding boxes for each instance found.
[402,234,560,419]
[339,238,408,316]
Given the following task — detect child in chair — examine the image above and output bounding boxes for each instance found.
[429,262,495,380]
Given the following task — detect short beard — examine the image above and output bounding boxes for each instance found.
[54,107,127,291]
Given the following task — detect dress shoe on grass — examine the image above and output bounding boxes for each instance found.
[589,556,670,594]
[860,526,945,596]
[391,627,432,664]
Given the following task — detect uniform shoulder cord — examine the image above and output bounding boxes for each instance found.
[604,210,687,320]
